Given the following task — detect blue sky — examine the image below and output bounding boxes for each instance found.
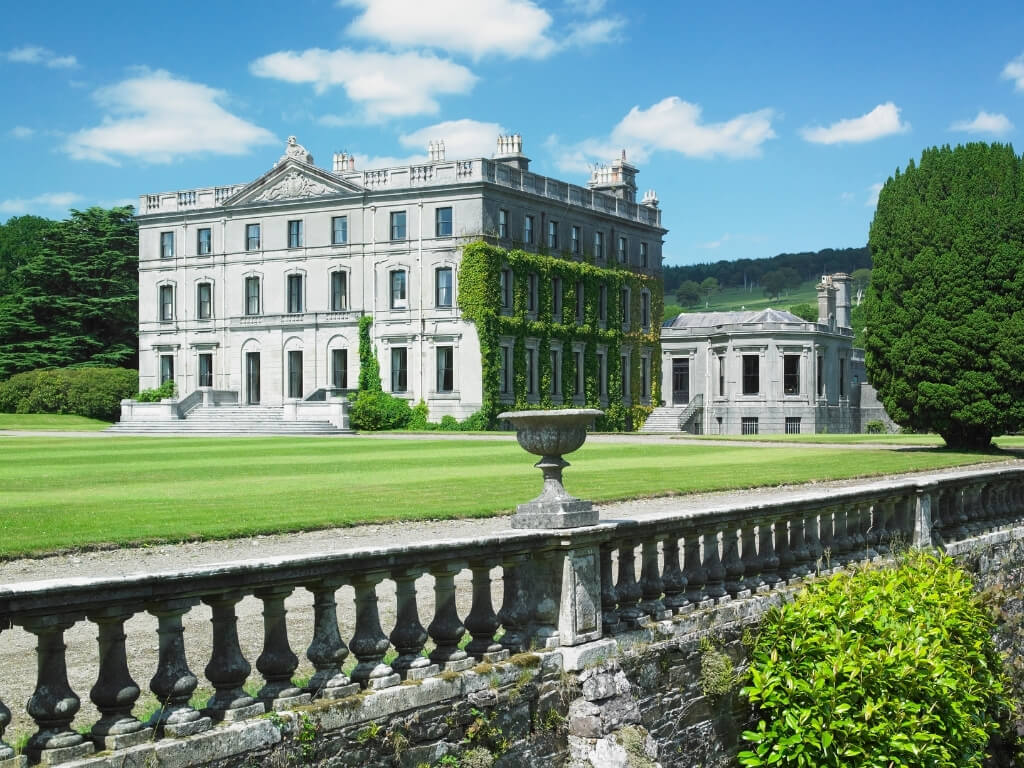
[3,0,1024,266]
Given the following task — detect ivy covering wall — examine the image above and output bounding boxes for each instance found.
[458,241,663,431]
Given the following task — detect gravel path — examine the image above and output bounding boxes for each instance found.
[0,459,1015,740]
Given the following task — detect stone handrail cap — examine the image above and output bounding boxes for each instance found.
[498,408,604,423]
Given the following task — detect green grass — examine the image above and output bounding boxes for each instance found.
[0,413,112,431]
[666,279,820,317]
[0,435,1006,558]
[682,432,1024,448]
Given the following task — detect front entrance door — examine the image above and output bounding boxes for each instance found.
[246,352,260,404]
[672,358,689,405]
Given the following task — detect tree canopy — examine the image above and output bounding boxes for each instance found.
[0,207,138,379]
[864,143,1024,449]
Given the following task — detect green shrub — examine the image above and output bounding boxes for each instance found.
[0,367,138,421]
[439,414,459,431]
[135,379,176,403]
[459,410,489,432]
[350,390,412,431]
[408,400,429,430]
[865,420,885,434]
[740,551,1010,768]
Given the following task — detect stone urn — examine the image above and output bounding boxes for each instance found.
[499,408,603,528]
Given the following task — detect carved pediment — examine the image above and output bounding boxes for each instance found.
[222,159,363,207]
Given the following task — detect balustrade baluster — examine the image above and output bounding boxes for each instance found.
[701,528,727,599]
[952,486,969,540]
[464,561,505,662]
[147,599,211,737]
[774,517,796,579]
[995,481,1011,526]
[848,504,867,562]
[203,592,262,721]
[639,538,669,619]
[682,534,707,603]
[660,532,689,612]
[0,685,15,766]
[875,499,893,554]
[741,521,764,590]
[88,607,151,750]
[829,505,853,565]
[305,578,359,699]
[349,573,400,689]
[255,587,308,710]
[804,511,824,573]
[21,614,95,764]
[966,485,985,535]
[975,484,993,533]
[721,523,746,597]
[389,568,436,679]
[817,508,836,571]
[758,520,781,587]
[599,544,622,634]
[862,503,878,560]
[616,541,645,624]
[498,556,530,653]
[788,511,811,577]
[428,564,474,669]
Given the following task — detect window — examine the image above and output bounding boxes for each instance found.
[498,209,508,239]
[331,271,348,311]
[641,292,650,329]
[525,348,536,395]
[524,215,534,244]
[620,287,630,328]
[641,357,650,400]
[527,272,538,313]
[436,346,454,392]
[617,236,627,263]
[197,228,211,256]
[245,223,260,251]
[551,277,562,320]
[160,354,174,384]
[742,354,759,395]
[196,282,212,320]
[785,417,801,435]
[571,226,580,255]
[640,242,648,268]
[718,354,726,396]
[245,276,260,315]
[500,346,512,394]
[159,285,174,321]
[547,220,558,249]
[390,270,407,309]
[742,417,759,435]
[550,349,561,396]
[500,269,512,310]
[287,220,303,248]
[594,231,604,260]
[287,350,303,398]
[436,267,453,308]
[435,207,452,237]
[839,357,846,398]
[198,353,213,388]
[160,231,174,259]
[574,350,584,397]
[332,349,348,389]
[784,354,800,395]
[620,354,629,399]
[287,274,303,314]
[391,348,407,392]
[597,352,607,397]
[817,354,824,397]
[575,281,585,324]
[332,216,348,245]
[599,285,608,324]
[390,211,407,241]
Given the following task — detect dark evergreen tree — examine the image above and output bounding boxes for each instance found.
[864,143,1024,449]
[0,206,138,378]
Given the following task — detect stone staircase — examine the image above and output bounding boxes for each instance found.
[639,406,686,433]
[106,405,352,436]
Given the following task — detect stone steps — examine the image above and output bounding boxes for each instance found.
[639,407,685,433]
[107,404,351,436]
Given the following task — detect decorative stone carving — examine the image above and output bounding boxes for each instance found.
[277,135,313,166]
[254,171,332,202]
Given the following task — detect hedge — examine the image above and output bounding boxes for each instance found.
[0,367,138,422]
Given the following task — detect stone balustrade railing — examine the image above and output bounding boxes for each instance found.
[0,465,1021,765]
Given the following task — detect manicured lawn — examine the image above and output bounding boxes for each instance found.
[682,433,1024,448]
[0,413,112,431]
[0,435,1007,557]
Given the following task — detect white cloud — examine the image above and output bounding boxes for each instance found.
[399,118,503,157]
[801,102,909,145]
[866,182,883,208]
[565,0,606,14]
[564,17,626,47]
[251,48,476,120]
[10,126,33,139]
[697,233,732,249]
[65,70,276,165]
[1002,53,1024,91]
[0,192,82,215]
[342,0,557,60]
[840,191,855,202]
[5,45,77,69]
[950,110,1014,135]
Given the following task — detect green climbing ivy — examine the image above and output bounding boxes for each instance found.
[357,314,381,392]
[458,241,663,430]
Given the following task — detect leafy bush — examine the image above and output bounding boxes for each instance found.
[865,419,885,434]
[459,409,489,432]
[408,400,429,430]
[740,551,1010,768]
[0,367,138,421]
[135,379,176,403]
[439,414,460,431]
[350,390,412,431]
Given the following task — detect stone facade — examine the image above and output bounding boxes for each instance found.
[135,137,665,420]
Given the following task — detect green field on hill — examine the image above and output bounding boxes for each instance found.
[664,279,820,320]
[0,434,1006,557]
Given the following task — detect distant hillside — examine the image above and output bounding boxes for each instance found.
[664,246,870,294]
